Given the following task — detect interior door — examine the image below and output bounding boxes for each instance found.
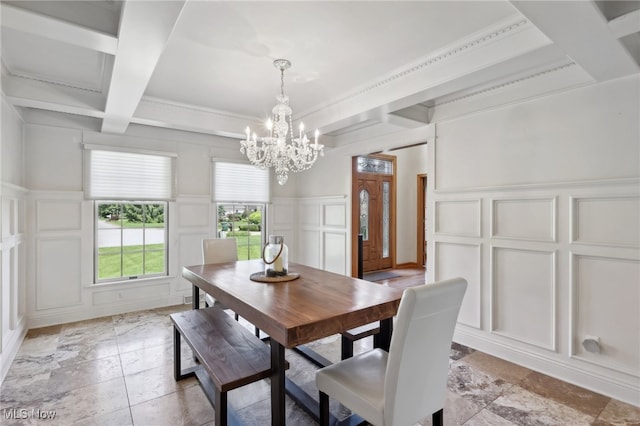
[353,155,395,274]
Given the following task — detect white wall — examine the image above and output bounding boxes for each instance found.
[427,74,640,405]
[1,97,27,382]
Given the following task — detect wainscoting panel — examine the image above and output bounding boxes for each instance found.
[36,237,82,310]
[299,203,321,227]
[93,282,171,305]
[434,199,481,237]
[492,197,556,242]
[572,195,640,248]
[324,203,346,228]
[324,232,347,275]
[434,241,481,328]
[177,202,209,228]
[36,200,82,232]
[298,230,321,269]
[177,232,209,291]
[491,246,556,351]
[2,198,14,237]
[571,254,640,376]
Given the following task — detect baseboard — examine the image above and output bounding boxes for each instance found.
[1,319,28,384]
[394,262,421,269]
[453,327,640,407]
[27,296,186,329]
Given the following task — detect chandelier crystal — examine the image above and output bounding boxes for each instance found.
[240,59,324,185]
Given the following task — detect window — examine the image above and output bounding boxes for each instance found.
[85,146,175,283]
[96,202,167,281]
[213,161,270,260]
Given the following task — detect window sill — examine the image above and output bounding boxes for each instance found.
[89,275,176,288]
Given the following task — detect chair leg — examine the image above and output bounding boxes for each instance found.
[432,408,443,426]
[319,391,330,426]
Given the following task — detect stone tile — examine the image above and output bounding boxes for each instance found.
[464,409,518,425]
[448,360,513,407]
[227,379,271,412]
[40,377,130,424]
[119,339,195,376]
[416,390,484,425]
[235,395,317,425]
[70,407,133,426]
[124,362,197,406]
[487,385,595,425]
[595,398,640,425]
[0,372,50,408]
[56,336,120,367]
[520,371,611,417]
[450,341,475,361]
[24,325,62,339]
[130,385,215,426]
[462,351,532,384]
[46,354,123,395]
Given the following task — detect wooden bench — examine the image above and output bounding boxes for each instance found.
[171,307,272,426]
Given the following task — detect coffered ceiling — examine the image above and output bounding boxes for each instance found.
[2,1,639,148]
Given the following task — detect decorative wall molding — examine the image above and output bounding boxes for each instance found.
[434,241,482,329]
[571,195,640,248]
[35,237,83,310]
[435,61,576,107]
[491,197,557,243]
[569,253,640,376]
[434,199,481,238]
[36,200,83,232]
[490,246,557,352]
[305,17,530,116]
[433,176,640,195]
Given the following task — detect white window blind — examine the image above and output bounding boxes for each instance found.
[213,161,270,203]
[85,148,176,200]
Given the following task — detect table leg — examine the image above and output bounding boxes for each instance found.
[192,284,200,310]
[374,317,393,351]
[270,341,285,425]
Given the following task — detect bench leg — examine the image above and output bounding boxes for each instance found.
[173,326,181,381]
[433,408,443,426]
[215,388,228,426]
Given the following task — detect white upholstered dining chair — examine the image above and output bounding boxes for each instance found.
[201,238,261,337]
[316,277,467,426]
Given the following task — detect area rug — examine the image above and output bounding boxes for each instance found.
[363,271,401,282]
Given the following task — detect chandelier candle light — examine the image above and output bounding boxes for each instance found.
[240,59,324,185]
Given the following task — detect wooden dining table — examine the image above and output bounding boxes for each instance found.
[182,259,405,425]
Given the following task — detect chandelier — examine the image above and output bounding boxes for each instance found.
[240,59,324,185]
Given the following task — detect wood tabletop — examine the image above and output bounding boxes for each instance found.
[182,259,405,348]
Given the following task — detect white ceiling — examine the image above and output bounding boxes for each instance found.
[2,0,639,149]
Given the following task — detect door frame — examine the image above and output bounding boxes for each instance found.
[417,174,427,267]
[351,154,397,277]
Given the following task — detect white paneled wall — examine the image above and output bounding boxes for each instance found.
[271,196,349,276]
[0,185,28,381]
[428,75,640,405]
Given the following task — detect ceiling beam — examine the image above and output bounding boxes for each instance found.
[101,1,186,134]
[0,3,118,54]
[608,9,640,39]
[510,1,639,81]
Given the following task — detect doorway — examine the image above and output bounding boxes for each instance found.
[351,154,396,276]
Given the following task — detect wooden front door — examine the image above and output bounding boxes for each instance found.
[352,155,395,274]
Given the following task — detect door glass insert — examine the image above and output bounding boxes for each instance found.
[382,182,390,258]
[356,156,393,175]
[359,189,369,241]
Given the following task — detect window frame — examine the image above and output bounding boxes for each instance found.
[94,200,169,284]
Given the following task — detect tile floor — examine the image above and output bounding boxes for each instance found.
[1,304,639,425]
